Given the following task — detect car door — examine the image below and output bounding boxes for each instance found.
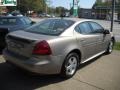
[89,21,111,53]
[75,22,98,62]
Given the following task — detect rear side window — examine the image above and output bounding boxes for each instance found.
[75,26,81,33]
[76,22,92,34]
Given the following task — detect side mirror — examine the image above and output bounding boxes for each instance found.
[103,29,110,34]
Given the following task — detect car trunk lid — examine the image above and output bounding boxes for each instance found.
[6,30,56,57]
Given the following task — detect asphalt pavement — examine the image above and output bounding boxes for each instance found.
[0,50,120,90]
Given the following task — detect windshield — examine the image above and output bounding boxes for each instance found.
[0,18,18,25]
[25,19,75,35]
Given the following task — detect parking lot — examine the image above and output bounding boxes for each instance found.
[1,0,120,89]
[0,17,120,90]
[0,50,120,90]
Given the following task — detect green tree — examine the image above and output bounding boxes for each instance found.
[6,0,46,13]
[55,6,69,16]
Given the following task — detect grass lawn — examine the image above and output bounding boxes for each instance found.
[114,42,120,51]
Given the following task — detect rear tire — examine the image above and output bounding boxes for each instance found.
[61,53,79,78]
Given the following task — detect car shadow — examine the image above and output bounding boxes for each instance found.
[0,48,4,55]
[0,53,105,90]
[0,62,66,90]
[78,54,103,69]
[0,49,3,55]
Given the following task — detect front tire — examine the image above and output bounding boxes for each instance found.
[106,40,114,54]
[61,53,79,78]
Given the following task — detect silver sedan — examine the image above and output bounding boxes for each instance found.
[3,18,115,78]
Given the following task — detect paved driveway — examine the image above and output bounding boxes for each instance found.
[0,50,120,90]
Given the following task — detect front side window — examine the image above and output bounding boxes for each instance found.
[89,22,104,33]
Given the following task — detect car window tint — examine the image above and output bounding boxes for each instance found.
[25,19,74,35]
[20,18,27,25]
[38,20,55,30]
[24,17,32,24]
[78,22,92,34]
[53,20,68,31]
[75,26,81,33]
[89,22,104,33]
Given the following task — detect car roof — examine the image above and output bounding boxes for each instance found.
[46,18,75,21]
[46,18,92,23]
[64,18,93,22]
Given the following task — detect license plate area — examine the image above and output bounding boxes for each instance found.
[7,40,25,54]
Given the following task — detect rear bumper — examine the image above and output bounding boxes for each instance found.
[3,49,64,74]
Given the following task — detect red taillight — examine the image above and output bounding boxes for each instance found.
[32,40,52,55]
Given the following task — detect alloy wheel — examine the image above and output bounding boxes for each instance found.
[65,56,77,76]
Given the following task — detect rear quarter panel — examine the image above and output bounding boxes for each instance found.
[48,36,82,62]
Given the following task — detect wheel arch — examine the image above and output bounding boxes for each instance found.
[67,49,82,64]
[60,49,82,78]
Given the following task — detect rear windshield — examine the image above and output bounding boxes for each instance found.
[25,19,75,35]
[0,18,18,25]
